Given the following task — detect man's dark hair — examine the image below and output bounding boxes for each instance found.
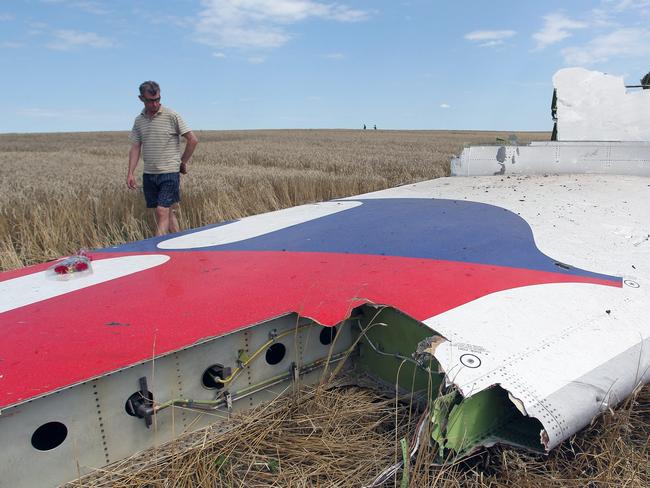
[641,71,650,89]
[139,81,160,96]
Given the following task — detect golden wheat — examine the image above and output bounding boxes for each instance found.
[0,129,546,270]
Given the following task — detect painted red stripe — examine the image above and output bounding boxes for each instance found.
[0,251,619,408]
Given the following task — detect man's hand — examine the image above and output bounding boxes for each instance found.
[127,173,137,189]
[180,131,198,175]
[127,142,141,189]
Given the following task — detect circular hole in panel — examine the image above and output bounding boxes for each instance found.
[265,343,286,365]
[31,422,68,451]
[202,364,226,389]
[124,390,154,417]
[319,326,337,345]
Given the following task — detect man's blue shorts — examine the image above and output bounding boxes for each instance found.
[142,173,180,208]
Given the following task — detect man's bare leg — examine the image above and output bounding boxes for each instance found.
[169,204,180,233]
[154,206,171,236]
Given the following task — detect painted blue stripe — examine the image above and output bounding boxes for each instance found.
[102,198,619,283]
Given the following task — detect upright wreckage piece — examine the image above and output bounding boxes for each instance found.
[1,68,649,487]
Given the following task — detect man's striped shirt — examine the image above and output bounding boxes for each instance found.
[130,106,190,174]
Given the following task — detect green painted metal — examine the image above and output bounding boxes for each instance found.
[353,305,545,461]
[430,389,460,451]
[432,387,544,459]
[354,306,441,395]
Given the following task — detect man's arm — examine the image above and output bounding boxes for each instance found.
[127,142,142,189]
[179,131,199,174]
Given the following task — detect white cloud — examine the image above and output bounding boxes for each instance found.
[588,7,617,27]
[561,27,650,64]
[591,0,650,24]
[440,103,450,109]
[46,30,114,50]
[195,0,369,49]
[601,0,650,11]
[0,13,15,21]
[247,56,265,64]
[480,40,505,47]
[533,13,587,49]
[213,52,226,58]
[0,41,23,48]
[465,30,516,41]
[464,30,516,47]
[324,52,344,59]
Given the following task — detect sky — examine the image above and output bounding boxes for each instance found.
[1,0,649,133]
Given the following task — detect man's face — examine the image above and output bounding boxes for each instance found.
[140,91,161,114]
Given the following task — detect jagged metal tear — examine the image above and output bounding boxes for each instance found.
[353,303,648,461]
[353,306,547,461]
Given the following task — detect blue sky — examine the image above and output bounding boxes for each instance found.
[1,0,649,133]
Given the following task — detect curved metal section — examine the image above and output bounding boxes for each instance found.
[451,142,650,177]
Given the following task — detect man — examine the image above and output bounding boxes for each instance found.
[127,80,198,236]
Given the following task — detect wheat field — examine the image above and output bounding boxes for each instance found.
[0,129,545,271]
[1,129,648,487]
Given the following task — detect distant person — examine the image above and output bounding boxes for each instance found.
[363,124,366,130]
[126,81,198,236]
[373,124,377,130]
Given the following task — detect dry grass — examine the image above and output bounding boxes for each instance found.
[3,129,647,487]
[409,384,650,487]
[65,382,649,488]
[0,129,547,270]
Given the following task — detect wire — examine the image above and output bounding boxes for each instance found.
[357,326,421,366]
[153,350,351,413]
[213,323,314,386]
[362,408,430,488]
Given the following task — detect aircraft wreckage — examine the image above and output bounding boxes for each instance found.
[1,67,649,487]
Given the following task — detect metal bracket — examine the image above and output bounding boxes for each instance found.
[224,391,233,411]
[291,362,299,383]
[237,349,249,367]
[125,377,155,428]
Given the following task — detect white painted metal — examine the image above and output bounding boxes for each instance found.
[425,282,648,450]
[450,142,650,177]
